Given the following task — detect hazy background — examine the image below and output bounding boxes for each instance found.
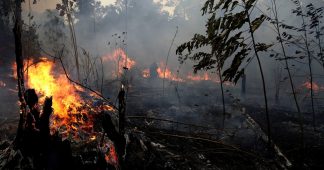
[6,0,324,112]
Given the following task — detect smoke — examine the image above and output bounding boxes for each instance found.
[20,0,324,110]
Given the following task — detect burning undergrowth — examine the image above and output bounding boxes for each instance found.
[12,57,119,166]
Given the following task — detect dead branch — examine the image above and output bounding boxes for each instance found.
[134,129,259,160]
[40,47,117,110]
[127,115,226,132]
[162,26,178,96]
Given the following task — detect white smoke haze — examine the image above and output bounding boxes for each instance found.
[18,0,324,109]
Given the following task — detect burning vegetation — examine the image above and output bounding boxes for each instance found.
[1,0,324,170]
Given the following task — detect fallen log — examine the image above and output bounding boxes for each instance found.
[243,109,292,169]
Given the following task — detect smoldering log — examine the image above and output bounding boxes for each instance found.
[101,112,126,168]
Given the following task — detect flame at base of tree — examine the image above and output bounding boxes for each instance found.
[12,57,116,146]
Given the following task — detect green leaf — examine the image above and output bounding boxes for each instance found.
[251,15,266,32]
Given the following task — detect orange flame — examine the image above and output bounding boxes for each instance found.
[27,59,83,117]
[12,58,115,141]
[187,72,211,81]
[303,81,320,92]
[102,48,136,77]
[104,143,119,167]
[142,68,150,78]
[0,80,6,87]
[156,62,184,82]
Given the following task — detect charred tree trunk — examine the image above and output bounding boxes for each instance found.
[13,0,26,149]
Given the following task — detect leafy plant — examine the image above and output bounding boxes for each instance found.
[176,0,272,139]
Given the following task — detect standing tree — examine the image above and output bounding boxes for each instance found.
[13,0,25,148]
[305,3,323,131]
[56,0,80,81]
[269,0,305,164]
[177,0,247,129]
[177,0,272,141]
[306,3,324,66]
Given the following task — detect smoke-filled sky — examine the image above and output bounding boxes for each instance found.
[23,0,179,15]
[21,0,324,99]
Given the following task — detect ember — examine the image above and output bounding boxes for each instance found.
[103,143,119,167]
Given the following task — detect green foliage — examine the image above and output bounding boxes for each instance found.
[251,15,266,33]
[177,0,267,84]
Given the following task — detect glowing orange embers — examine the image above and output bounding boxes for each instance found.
[102,142,119,168]
[102,48,136,77]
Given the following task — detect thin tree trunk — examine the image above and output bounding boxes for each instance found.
[65,3,80,82]
[316,26,323,66]
[13,0,26,148]
[272,1,304,163]
[246,13,271,147]
[272,0,304,131]
[298,2,315,132]
[218,67,226,129]
[100,58,104,94]
[163,27,178,96]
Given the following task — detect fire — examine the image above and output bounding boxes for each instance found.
[141,65,233,86]
[187,72,211,81]
[0,80,6,87]
[303,81,320,92]
[26,59,91,139]
[12,58,120,167]
[102,48,136,77]
[12,58,115,141]
[142,68,150,78]
[156,62,184,82]
[27,59,83,118]
[100,140,119,168]
[105,145,118,166]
